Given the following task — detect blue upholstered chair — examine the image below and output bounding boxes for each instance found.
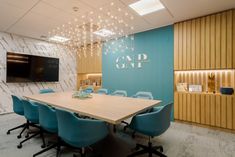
[39,88,55,94]
[132,91,153,100]
[55,108,108,157]
[7,95,27,139]
[33,102,58,157]
[83,86,94,94]
[17,100,42,149]
[127,103,173,157]
[97,88,108,95]
[111,90,127,97]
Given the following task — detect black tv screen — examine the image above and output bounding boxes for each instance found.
[6,52,59,82]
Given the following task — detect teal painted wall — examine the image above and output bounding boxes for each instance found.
[102,25,174,107]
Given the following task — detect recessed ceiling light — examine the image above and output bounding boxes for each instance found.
[93,29,115,37]
[49,35,70,42]
[129,0,165,16]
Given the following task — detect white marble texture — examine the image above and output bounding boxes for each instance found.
[1,113,235,157]
[0,32,77,114]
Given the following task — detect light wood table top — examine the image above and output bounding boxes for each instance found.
[24,91,161,124]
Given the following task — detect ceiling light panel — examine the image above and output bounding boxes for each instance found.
[129,0,165,16]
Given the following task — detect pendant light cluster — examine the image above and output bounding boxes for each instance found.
[48,2,136,57]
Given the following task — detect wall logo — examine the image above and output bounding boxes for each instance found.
[115,53,149,69]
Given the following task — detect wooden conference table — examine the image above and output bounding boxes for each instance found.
[24,91,161,125]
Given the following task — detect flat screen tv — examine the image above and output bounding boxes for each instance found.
[6,52,59,83]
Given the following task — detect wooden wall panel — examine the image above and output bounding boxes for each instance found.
[179,92,183,120]
[226,96,233,129]
[182,93,187,120]
[200,94,206,124]
[205,16,210,69]
[221,96,227,128]
[191,20,196,69]
[215,13,221,69]
[191,93,196,122]
[205,95,210,125]
[233,96,235,130]
[186,93,191,121]
[174,9,235,70]
[195,94,201,123]
[210,15,216,69]
[200,17,206,69]
[215,95,221,127]
[210,95,216,126]
[174,92,179,119]
[227,10,232,68]
[174,24,179,70]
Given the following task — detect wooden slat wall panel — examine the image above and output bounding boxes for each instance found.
[215,13,221,69]
[200,17,206,69]
[186,21,191,69]
[221,96,227,128]
[215,95,221,127]
[195,94,201,123]
[182,93,187,120]
[191,20,196,69]
[191,93,196,122]
[186,93,191,121]
[195,19,201,69]
[233,96,235,130]
[178,23,183,70]
[183,22,187,70]
[210,15,216,69]
[210,95,216,126]
[174,9,235,70]
[205,95,210,125]
[205,16,210,69]
[226,96,233,129]
[174,92,179,119]
[174,24,179,70]
[179,92,183,120]
[227,10,232,68]
[221,12,227,69]
[200,94,206,124]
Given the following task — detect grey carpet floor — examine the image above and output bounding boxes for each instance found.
[0,113,235,157]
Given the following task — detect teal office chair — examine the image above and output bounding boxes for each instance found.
[111,90,127,97]
[83,86,94,94]
[127,103,173,157]
[55,108,108,157]
[17,100,42,149]
[7,95,28,139]
[97,88,108,95]
[132,91,154,100]
[33,102,58,157]
[39,88,55,94]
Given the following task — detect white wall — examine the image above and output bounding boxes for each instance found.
[0,32,77,114]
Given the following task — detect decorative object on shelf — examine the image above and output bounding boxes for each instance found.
[220,87,234,95]
[208,72,215,93]
[189,85,202,92]
[72,90,92,99]
[176,83,188,92]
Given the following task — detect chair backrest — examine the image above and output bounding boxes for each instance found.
[97,88,108,95]
[35,102,58,133]
[11,95,24,116]
[21,99,39,123]
[133,91,153,100]
[39,88,55,94]
[131,103,173,137]
[56,108,108,148]
[83,86,94,94]
[111,90,127,97]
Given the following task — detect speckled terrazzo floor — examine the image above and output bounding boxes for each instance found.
[0,113,235,157]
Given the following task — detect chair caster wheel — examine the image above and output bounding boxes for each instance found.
[159,147,163,152]
[17,135,21,139]
[41,144,46,148]
[135,145,140,150]
[17,144,22,149]
[6,131,10,135]
[25,135,29,138]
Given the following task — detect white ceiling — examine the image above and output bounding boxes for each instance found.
[0,0,235,40]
